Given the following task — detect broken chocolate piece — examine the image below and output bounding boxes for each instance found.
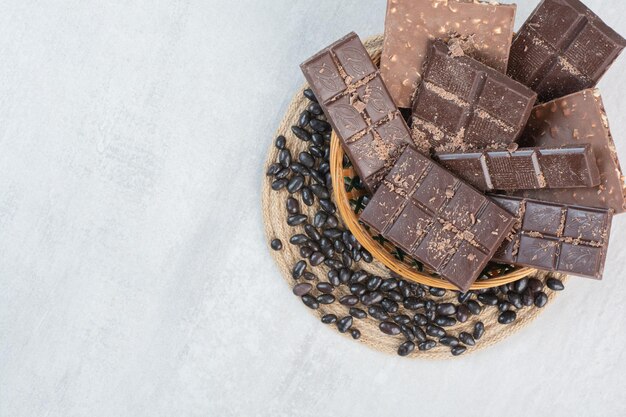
[359,147,515,292]
[508,0,626,103]
[411,41,537,155]
[436,145,601,191]
[491,195,612,279]
[300,32,413,192]
[515,89,626,214]
[381,0,516,108]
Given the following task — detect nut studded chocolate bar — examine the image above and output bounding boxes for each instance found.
[508,0,626,103]
[436,145,601,191]
[411,41,537,155]
[515,89,626,213]
[380,0,516,108]
[491,195,613,279]
[360,147,515,292]
[300,32,414,192]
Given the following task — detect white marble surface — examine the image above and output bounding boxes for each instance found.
[1,1,625,416]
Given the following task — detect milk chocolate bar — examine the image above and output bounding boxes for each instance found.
[436,145,601,191]
[360,147,515,292]
[491,195,612,279]
[411,41,537,155]
[300,32,413,192]
[515,89,626,213]
[381,0,516,108]
[508,0,626,103]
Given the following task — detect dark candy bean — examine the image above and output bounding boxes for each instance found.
[337,316,353,333]
[287,175,304,194]
[293,283,312,296]
[298,111,311,128]
[298,152,315,168]
[398,341,415,356]
[546,278,564,291]
[313,211,327,228]
[266,163,281,176]
[381,298,399,314]
[317,294,335,305]
[319,199,336,214]
[413,313,428,326]
[477,293,498,306]
[307,102,322,115]
[349,308,367,319]
[534,292,548,308]
[429,287,446,297]
[361,291,383,306]
[270,239,282,251]
[303,88,318,102]
[522,288,534,306]
[426,324,446,338]
[451,346,467,356]
[340,295,359,306]
[418,340,437,351]
[351,329,361,340]
[367,276,382,291]
[310,119,331,133]
[412,326,427,343]
[289,234,308,245]
[508,291,523,309]
[368,306,389,321]
[473,322,484,340]
[275,168,290,179]
[301,294,318,309]
[527,278,544,293]
[436,303,457,316]
[456,305,470,323]
[498,310,517,325]
[271,178,288,190]
[321,314,337,324]
[279,149,291,167]
[286,197,299,214]
[316,282,333,294]
[291,126,311,142]
[457,292,472,303]
[380,321,401,336]
[498,301,513,313]
[349,283,366,296]
[301,187,314,206]
[514,278,528,293]
[393,314,411,325]
[404,296,423,310]
[459,332,475,346]
[302,272,316,281]
[439,336,460,347]
[311,133,325,147]
[275,135,286,149]
[292,261,306,279]
[434,316,457,327]
[287,214,307,226]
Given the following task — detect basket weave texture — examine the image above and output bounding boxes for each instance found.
[262,34,567,359]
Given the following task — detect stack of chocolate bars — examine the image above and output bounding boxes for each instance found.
[300,0,625,292]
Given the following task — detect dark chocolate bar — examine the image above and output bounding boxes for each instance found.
[359,147,515,292]
[380,0,516,108]
[491,195,612,279]
[436,145,601,191]
[514,89,626,213]
[411,41,537,155]
[508,0,626,103]
[300,32,413,192]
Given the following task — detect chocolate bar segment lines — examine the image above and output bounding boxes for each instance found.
[411,41,537,155]
[508,0,626,103]
[360,147,515,291]
[515,89,626,213]
[436,145,601,191]
[491,196,612,279]
[301,32,413,191]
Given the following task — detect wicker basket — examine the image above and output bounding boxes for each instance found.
[329,38,535,290]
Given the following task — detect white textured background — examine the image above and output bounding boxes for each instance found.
[0,1,625,416]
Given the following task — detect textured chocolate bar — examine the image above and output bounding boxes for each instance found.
[381,0,516,108]
[359,147,515,291]
[491,195,612,279]
[300,32,413,192]
[515,89,626,213]
[436,145,601,191]
[411,41,537,155]
[508,0,626,103]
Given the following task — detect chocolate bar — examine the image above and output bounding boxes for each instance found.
[300,32,413,192]
[436,145,601,191]
[380,0,516,108]
[359,147,515,292]
[411,41,537,155]
[508,0,626,103]
[491,195,612,279]
[515,89,626,213]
